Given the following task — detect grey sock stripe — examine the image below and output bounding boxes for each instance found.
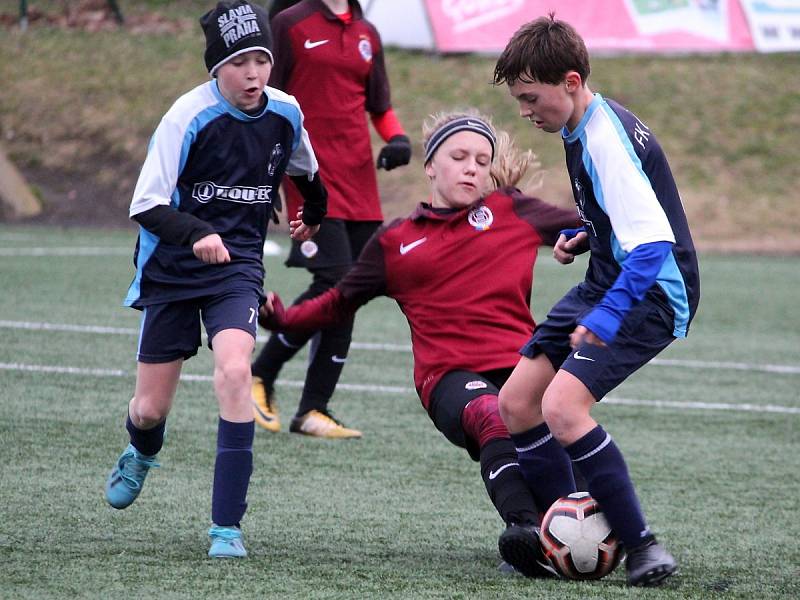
[515,433,553,453]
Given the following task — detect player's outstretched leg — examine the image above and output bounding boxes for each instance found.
[104,443,160,509]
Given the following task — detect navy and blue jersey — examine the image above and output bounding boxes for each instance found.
[124,80,318,308]
[563,94,699,337]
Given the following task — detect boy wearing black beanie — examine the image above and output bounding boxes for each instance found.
[104,1,327,559]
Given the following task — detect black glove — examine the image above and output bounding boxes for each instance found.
[376,134,411,171]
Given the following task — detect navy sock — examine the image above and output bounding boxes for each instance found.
[511,423,576,513]
[211,418,254,528]
[126,414,165,457]
[565,425,654,550]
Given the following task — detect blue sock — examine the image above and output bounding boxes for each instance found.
[511,423,576,513]
[212,418,254,528]
[126,414,165,457]
[565,425,654,550]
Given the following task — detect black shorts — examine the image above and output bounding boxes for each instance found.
[428,369,512,461]
[286,218,381,271]
[137,288,261,363]
[520,285,675,400]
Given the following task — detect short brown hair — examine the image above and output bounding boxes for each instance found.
[493,13,590,86]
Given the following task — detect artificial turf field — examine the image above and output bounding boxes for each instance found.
[0,225,797,599]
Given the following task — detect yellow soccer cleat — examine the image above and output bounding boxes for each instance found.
[289,409,362,439]
[252,376,280,433]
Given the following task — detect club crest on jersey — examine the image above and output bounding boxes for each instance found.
[358,35,373,62]
[467,206,493,231]
[465,380,488,391]
[193,181,272,204]
[267,143,284,176]
[572,178,596,236]
[217,4,262,49]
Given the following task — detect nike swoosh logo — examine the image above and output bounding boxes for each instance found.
[488,462,519,480]
[399,237,427,255]
[573,350,595,362]
[304,39,329,49]
[331,355,347,364]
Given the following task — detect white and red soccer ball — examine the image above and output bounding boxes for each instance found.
[540,492,623,580]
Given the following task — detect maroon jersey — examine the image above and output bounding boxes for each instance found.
[275,187,581,408]
[269,0,391,221]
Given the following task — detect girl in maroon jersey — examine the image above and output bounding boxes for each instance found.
[260,110,581,576]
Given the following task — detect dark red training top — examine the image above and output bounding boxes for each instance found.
[269,0,393,221]
[277,187,581,408]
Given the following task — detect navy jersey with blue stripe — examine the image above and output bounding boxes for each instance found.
[124,80,318,308]
[563,94,699,337]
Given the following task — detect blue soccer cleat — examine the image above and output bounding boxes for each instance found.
[208,525,247,558]
[104,444,160,509]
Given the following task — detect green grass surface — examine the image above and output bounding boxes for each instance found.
[0,225,798,599]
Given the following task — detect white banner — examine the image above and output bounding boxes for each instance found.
[740,0,800,51]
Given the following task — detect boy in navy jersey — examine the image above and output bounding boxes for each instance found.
[258,110,582,576]
[103,0,326,558]
[493,15,699,586]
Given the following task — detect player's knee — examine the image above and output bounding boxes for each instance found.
[130,398,168,427]
[541,390,583,440]
[497,385,530,423]
[214,357,252,392]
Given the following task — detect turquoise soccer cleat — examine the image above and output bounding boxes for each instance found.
[208,525,248,558]
[104,444,160,509]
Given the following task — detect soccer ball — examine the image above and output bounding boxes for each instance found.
[540,492,622,580]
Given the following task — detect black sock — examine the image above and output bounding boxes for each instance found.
[480,439,540,525]
[126,414,165,457]
[296,319,354,416]
[251,331,309,384]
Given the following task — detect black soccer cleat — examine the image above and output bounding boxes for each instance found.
[498,523,559,579]
[625,540,677,587]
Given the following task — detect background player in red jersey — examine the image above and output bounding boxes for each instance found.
[251,0,412,438]
[259,110,582,576]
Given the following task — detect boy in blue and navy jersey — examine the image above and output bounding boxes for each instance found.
[104,0,326,559]
[493,14,699,586]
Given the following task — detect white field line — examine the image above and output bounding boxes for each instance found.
[0,247,131,256]
[1,361,798,415]
[1,319,798,375]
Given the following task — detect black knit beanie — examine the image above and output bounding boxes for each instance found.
[200,1,273,76]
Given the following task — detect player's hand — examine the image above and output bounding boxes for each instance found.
[376,134,412,171]
[258,292,286,330]
[289,209,319,241]
[554,230,589,264]
[569,325,606,349]
[192,233,230,264]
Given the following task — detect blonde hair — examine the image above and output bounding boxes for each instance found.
[422,109,541,192]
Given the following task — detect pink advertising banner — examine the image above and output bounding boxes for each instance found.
[422,0,756,53]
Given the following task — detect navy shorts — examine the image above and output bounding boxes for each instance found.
[286,218,381,271]
[428,368,512,461]
[137,288,261,364]
[520,285,675,400]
